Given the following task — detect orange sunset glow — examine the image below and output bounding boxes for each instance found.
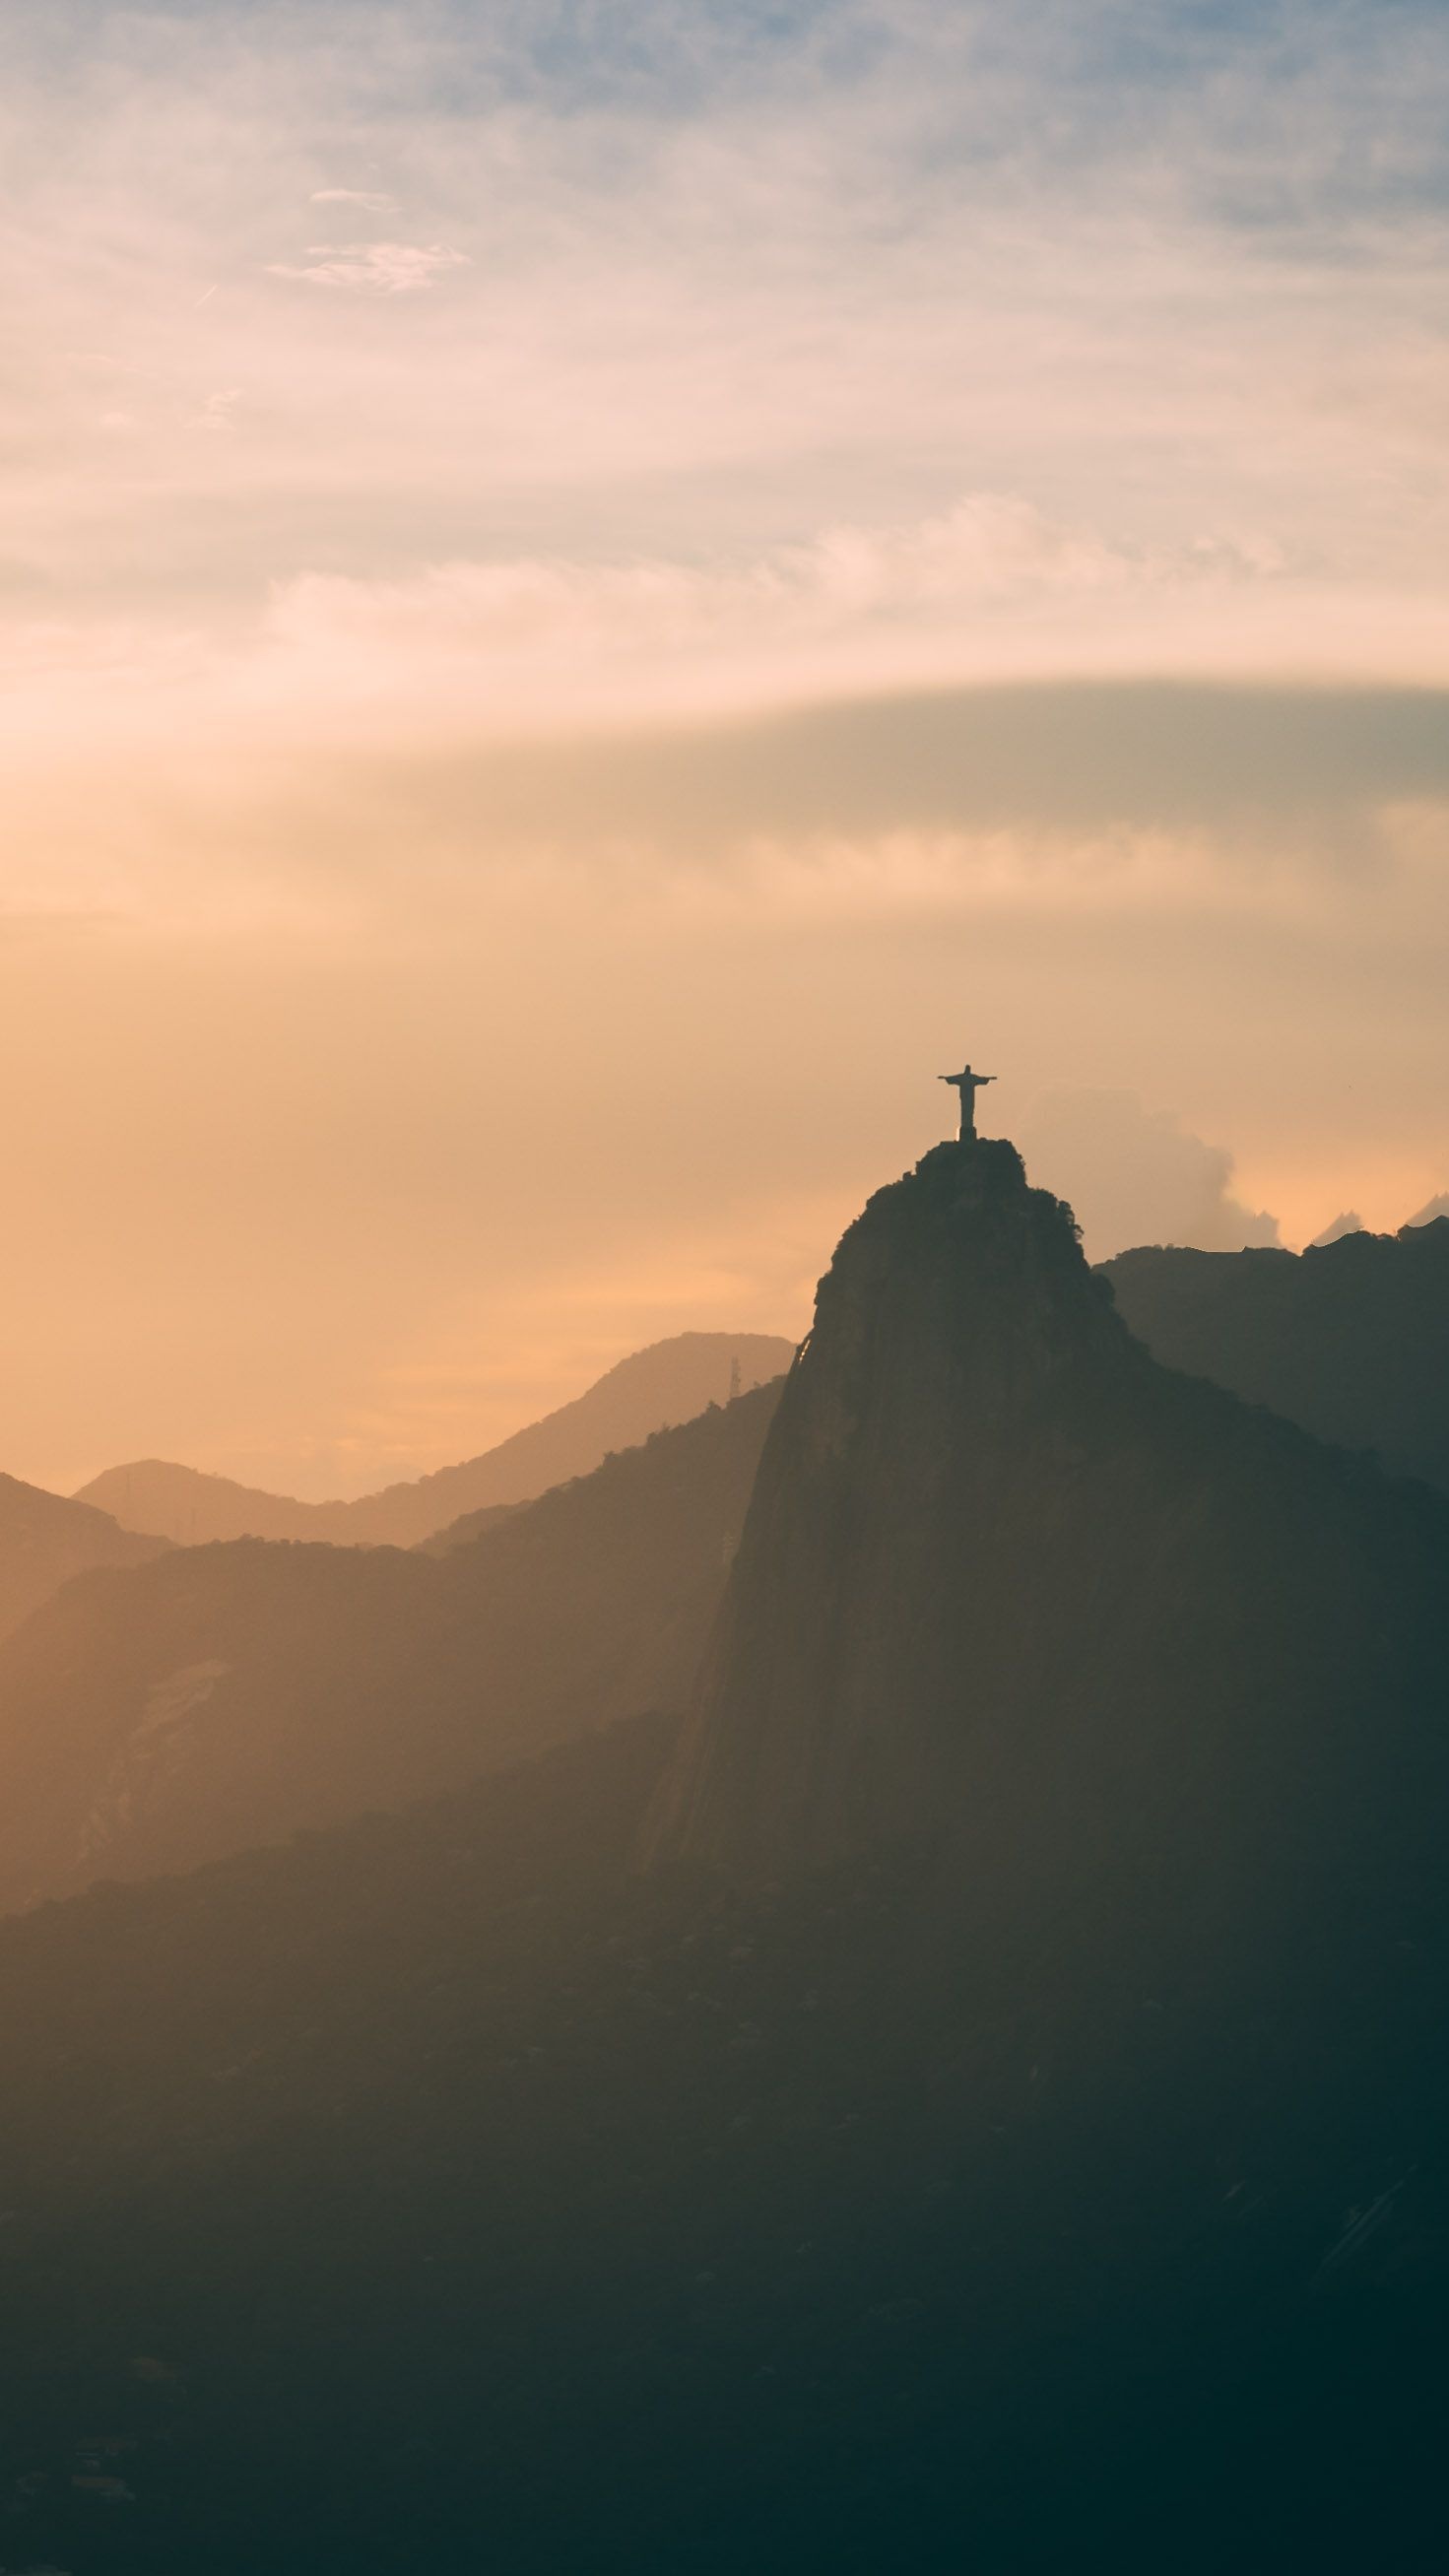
[4,7,1447,1497]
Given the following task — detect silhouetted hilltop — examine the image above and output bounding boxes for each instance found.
[72,1457,347,1546]
[0,1472,168,1643]
[415,1498,518,1554]
[75,1332,796,1548]
[0,1382,782,1911]
[1103,1215,1449,1494]
[649,1142,1449,1878]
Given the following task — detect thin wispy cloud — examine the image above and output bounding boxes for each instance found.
[267,240,469,293]
[308,187,401,212]
[191,386,243,431]
[246,496,1312,737]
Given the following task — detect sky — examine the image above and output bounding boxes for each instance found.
[4,0,1448,1496]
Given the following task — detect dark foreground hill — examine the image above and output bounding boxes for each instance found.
[0,1474,167,1643]
[77,1332,794,1548]
[0,1384,780,1912]
[1102,1215,1449,1494]
[2,1143,1449,2570]
[3,1710,1449,2573]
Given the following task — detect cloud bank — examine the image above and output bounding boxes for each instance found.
[1018,1089,1281,1264]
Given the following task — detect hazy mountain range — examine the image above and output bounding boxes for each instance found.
[2,1142,1448,2570]
[0,1383,781,1911]
[0,1472,167,1644]
[75,1332,794,1548]
[4,1221,1449,1917]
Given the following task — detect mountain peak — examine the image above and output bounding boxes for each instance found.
[645,1138,1137,1875]
[647,1131,1449,1884]
[809,1136,1123,1390]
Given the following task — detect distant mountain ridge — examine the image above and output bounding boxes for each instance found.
[0,1381,783,1911]
[1101,1215,1449,1495]
[0,1473,168,1643]
[76,1332,796,1549]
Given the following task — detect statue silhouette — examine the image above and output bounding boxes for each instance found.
[940,1065,995,1142]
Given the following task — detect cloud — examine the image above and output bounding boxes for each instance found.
[254,493,1215,717]
[308,188,401,212]
[270,493,1249,643]
[2,0,1446,689]
[1017,1088,1281,1263]
[267,240,469,293]
[190,387,242,432]
[26,485,1433,803]
[248,495,1435,752]
[1308,1211,1364,1246]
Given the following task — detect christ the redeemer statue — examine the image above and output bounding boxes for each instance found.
[940,1064,995,1142]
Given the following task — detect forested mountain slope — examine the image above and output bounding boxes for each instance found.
[0,1472,167,1643]
[1101,1217,1449,1493]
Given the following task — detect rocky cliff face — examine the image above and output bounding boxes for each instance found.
[648,1139,1449,1892]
